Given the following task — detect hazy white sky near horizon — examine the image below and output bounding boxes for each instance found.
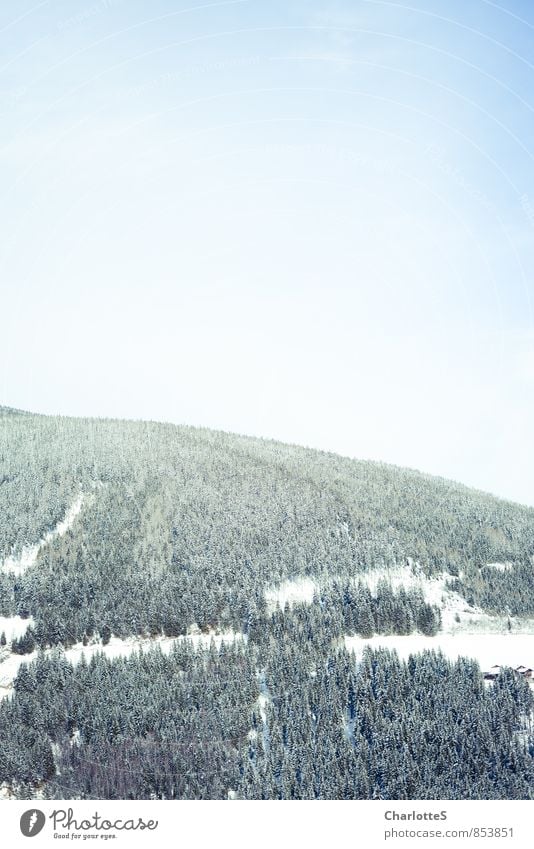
[1,0,534,506]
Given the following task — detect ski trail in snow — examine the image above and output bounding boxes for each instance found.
[1,493,85,576]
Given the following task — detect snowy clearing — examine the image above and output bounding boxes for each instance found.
[344,633,534,677]
[0,616,34,641]
[262,564,471,630]
[264,577,317,613]
[264,563,532,635]
[351,563,473,632]
[266,566,534,678]
[353,563,534,635]
[1,493,85,576]
[263,563,454,616]
[0,630,246,699]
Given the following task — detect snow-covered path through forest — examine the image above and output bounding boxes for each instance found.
[1,493,85,576]
[255,670,271,754]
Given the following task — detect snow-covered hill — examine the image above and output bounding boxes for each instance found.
[1,407,533,800]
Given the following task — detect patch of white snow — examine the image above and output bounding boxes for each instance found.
[264,577,318,613]
[0,616,34,641]
[344,633,534,679]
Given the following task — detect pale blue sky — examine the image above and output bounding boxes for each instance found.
[1,0,533,505]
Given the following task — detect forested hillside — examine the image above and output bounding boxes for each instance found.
[1,406,533,799]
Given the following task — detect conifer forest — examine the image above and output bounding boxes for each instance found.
[1,406,534,800]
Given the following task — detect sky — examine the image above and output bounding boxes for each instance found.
[1,0,533,506]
